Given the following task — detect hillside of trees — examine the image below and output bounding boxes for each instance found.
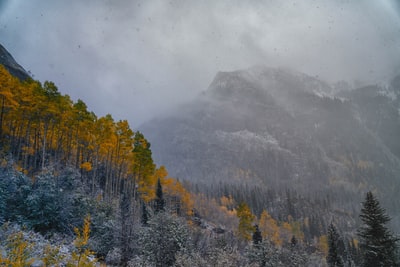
[0,64,398,266]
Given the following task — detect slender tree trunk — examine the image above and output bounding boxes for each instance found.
[42,123,48,170]
[0,96,5,139]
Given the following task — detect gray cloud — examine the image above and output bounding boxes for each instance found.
[1,0,399,125]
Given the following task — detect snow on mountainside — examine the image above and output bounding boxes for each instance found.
[215,129,280,150]
[141,66,400,229]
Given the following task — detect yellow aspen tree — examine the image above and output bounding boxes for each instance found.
[113,120,134,197]
[42,245,64,267]
[318,235,329,256]
[0,231,34,267]
[236,202,255,241]
[71,99,96,169]
[259,209,282,246]
[93,115,116,197]
[0,65,19,138]
[220,195,235,211]
[14,81,39,172]
[67,215,97,267]
[280,221,293,243]
[163,175,194,216]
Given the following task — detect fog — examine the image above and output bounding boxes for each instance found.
[1,0,399,126]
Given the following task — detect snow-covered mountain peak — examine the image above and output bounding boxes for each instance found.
[207,66,334,103]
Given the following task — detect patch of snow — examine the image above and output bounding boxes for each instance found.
[215,129,279,149]
[378,89,397,101]
[313,90,330,98]
[312,91,348,103]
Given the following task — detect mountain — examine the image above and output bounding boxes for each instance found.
[1,43,398,264]
[141,66,400,228]
[0,44,30,80]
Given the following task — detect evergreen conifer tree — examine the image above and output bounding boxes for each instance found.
[154,178,165,213]
[357,191,398,267]
[252,224,262,245]
[138,212,189,267]
[327,223,344,267]
[290,235,298,249]
[141,201,149,226]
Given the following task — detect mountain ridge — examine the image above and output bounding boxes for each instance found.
[0,44,30,80]
[141,66,400,229]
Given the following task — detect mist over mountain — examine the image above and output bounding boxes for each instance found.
[141,66,400,229]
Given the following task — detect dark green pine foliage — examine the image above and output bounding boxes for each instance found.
[327,223,344,267]
[252,224,262,245]
[154,178,165,213]
[138,212,189,267]
[26,174,62,233]
[132,131,155,181]
[120,193,133,265]
[141,201,149,226]
[290,235,298,249]
[357,191,398,267]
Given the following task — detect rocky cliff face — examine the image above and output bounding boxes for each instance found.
[141,66,400,227]
[0,44,30,80]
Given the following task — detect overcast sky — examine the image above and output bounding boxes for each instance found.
[1,0,400,126]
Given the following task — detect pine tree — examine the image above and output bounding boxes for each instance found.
[154,178,165,213]
[253,224,262,245]
[141,201,149,226]
[138,212,189,267]
[357,191,398,267]
[327,223,344,267]
[246,239,281,267]
[290,235,298,249]
[120,193,134,265]
[26,173,62,233]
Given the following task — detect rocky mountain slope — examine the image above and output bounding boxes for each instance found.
[141,66,400,228]
[0,44,30,80]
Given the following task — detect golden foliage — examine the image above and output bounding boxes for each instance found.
[352,238,359,249]
[0,231,34,267]
[42,245,64,267]
[139,166,195,215]
[220,195,235,210]
[80,162,92,172]
[318,235,329,256]
[236,202,255,241]
[67,215,97,267]
[259,210,282,246]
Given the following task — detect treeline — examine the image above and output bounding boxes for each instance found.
[189,179,399,265]
[0,65,193,208]
[192,181,356,244]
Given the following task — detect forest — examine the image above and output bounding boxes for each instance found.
[0,64,398,266]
